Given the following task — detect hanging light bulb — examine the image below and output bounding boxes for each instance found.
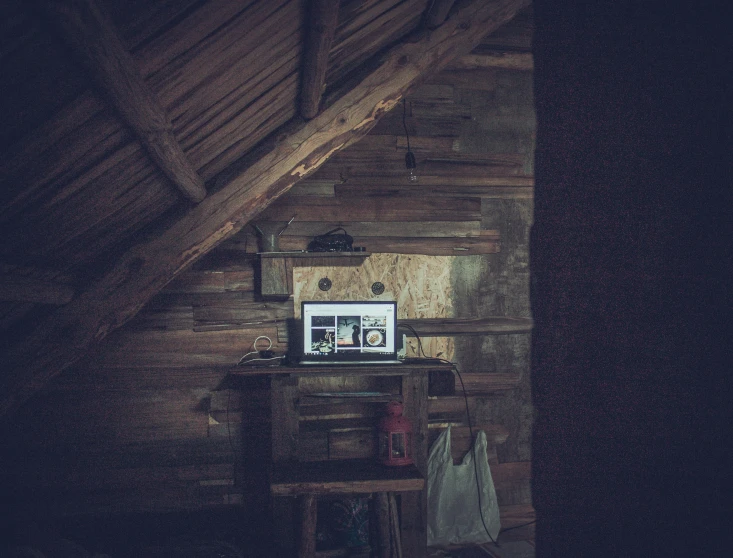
[405,151,418,182]
[402,99,418,183]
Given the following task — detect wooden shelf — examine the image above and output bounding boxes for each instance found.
[259,250,370,260]
[230,362,455,377]
[270,459,424,496]
[300,393,402,405]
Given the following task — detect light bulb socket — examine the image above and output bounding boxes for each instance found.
[405,151,417,170]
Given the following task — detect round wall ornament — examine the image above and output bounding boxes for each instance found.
[318,277,332,291]
[371,281,385,295]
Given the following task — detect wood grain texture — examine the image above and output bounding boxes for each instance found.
[300,0,340,119]
[1,0,530,417]
[399,316,533,335]
[44,0,206,202]
[425,0,456,30]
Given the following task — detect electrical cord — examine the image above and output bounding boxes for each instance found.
[396,323,499,546]
[237,335,284,365]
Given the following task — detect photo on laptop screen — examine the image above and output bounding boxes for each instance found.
[300,300,398,364]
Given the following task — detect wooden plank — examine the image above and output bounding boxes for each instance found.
[1,0,530,417]
[280,221,483,238]
[452,372,523,394]
[346,235,499,256]
[260,254,290,300]
[96,327,282,369]
[193,300,293,332]
[278,235,498,255]
[399,317,533,335]
[428,424,510,457]
[329,429,377,460]
[400,371,429,557]
[259,196,481,222]
[298,494,318,557]
[339,175,534,188]
[164,269,254,294]
[271,460,424,496]
[300,0,340,119]
[271,375,299,462]
[43,0,206,202]
[231,363,455,377]
[336,184,534,199]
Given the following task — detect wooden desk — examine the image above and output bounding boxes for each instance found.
[231,363,454,556]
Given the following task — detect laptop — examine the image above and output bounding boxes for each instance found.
[297,300,402,365]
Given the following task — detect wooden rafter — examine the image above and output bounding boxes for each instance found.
[44,0,207,203]
[300,0,340,119]
[424,0,457,30]
[1,0,529,417]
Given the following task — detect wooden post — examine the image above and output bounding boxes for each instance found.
[298,494,318,557]
[300,0,340,119]
[399,371,429,556]
[375,491,391,558]
[271,375,300,553]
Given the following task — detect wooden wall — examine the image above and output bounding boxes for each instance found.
[1,8,535,539]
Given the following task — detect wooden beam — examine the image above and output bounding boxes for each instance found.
[300,0,340,119]
[399,317,534,335]
[44,0,207,203]
[1,0,530,417]
[425,0,456,30]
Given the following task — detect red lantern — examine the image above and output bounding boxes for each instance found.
[378,401,414,466]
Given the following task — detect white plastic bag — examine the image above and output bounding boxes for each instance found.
[427,426,501,547]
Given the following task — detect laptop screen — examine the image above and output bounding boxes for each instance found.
[301,300,397,362]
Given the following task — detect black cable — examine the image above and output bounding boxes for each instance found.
[499,520,536,533]
[402,98,412,153]
[397,323,499,546]
[454,364,499,547]
[226,387,238,488]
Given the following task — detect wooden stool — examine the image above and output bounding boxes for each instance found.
[271,459,424,557]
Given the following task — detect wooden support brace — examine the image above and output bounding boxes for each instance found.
[425,0,456,30]
[300,0,340,119]
[298,494,318,557]
[43,0,207,202]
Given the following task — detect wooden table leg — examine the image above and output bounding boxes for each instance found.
[298,494,318,558]
[400,372,428,556]
[375,492,391,558]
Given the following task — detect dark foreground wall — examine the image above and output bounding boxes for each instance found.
[532,1,732,555]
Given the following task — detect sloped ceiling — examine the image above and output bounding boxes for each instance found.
[0,0,529,416]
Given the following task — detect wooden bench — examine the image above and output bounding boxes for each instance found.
[271,459,425,557]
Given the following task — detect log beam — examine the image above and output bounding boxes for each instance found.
[44,0,207,203]
[424,0,456,30]
[2,0,530,417]
[300,0,340,119]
